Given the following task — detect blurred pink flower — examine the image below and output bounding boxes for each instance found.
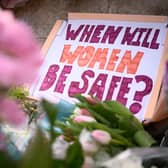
[0,10,42,86]
[73,115,96,123]
[91,130,111,145]
[0,97,26,125]
[1,0,29,8]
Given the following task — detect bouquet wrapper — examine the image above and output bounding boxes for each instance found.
[102,148,168,168]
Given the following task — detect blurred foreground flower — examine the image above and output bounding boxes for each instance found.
[0,10,42,87]
[91,130,111,145]
[73,115,96,123]
[0,98,26,125]
[1,0,29,8]
[79,129,99,155]
[0,97,25,125]
[0,10,42,127]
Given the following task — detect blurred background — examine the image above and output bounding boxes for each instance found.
[13,0,168,44]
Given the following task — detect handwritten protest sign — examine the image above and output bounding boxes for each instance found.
[30,13,168,121]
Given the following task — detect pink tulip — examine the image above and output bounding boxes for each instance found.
[85,95,98,105]
[1,0,29,8]
[73,115,96,123]
[0,97,26,125]
[91,130,111,145]
[0,10,42,126]
[73,107,91,116]
[79,109,92,116]
[79,129,99,154]
[0,10,42,86]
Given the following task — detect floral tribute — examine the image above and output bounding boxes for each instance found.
[0,9,42,125]
[0,9,42,167]
[0,9,161,168]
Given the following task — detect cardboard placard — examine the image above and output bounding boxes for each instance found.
[30,13,168,121]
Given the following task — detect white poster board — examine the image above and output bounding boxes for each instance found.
[30,13,168,121]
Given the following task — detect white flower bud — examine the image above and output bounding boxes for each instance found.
[91,130,111,145]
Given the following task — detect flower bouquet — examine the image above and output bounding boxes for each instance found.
[0,9,168,168]
[1,92,168,168]
[39,94,157,167]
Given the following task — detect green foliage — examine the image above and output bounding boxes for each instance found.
[8,86,28,100]
[41,99,57,127]
[24,99,84,168]
[0,150,18,168]
[0,95,157,168]
[8,86,40,124]
[20,128,52,168]
[65,141,84,168]
[52,141,84,168]
[75,94,156,147]
[59,120,134,147]
[41,99,58,142]
[134,130,157,147]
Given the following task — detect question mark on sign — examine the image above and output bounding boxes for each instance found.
[129,75,153,114]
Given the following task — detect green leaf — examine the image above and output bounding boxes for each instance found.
[0,151,18,168]
[20,128,52,168]
[85,122,135,147]
[134,130,157,147]
[76,95,143,132]
[65,141,84,168]
[75,95,156,148]
[8,86,28,100]
[52,159,65,168]
[117,115,138,137]
[41,99,58,142]
[103,101,143,130]
[103,100,132,117]
[41,99,57,126]
[76,100,114,126]
[74,94,88,103]
[56,120,82,135]
[62,121,134,147]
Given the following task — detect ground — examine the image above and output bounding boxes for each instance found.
[14,0,168,44]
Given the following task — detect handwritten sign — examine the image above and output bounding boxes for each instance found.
[30,13,168,121]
